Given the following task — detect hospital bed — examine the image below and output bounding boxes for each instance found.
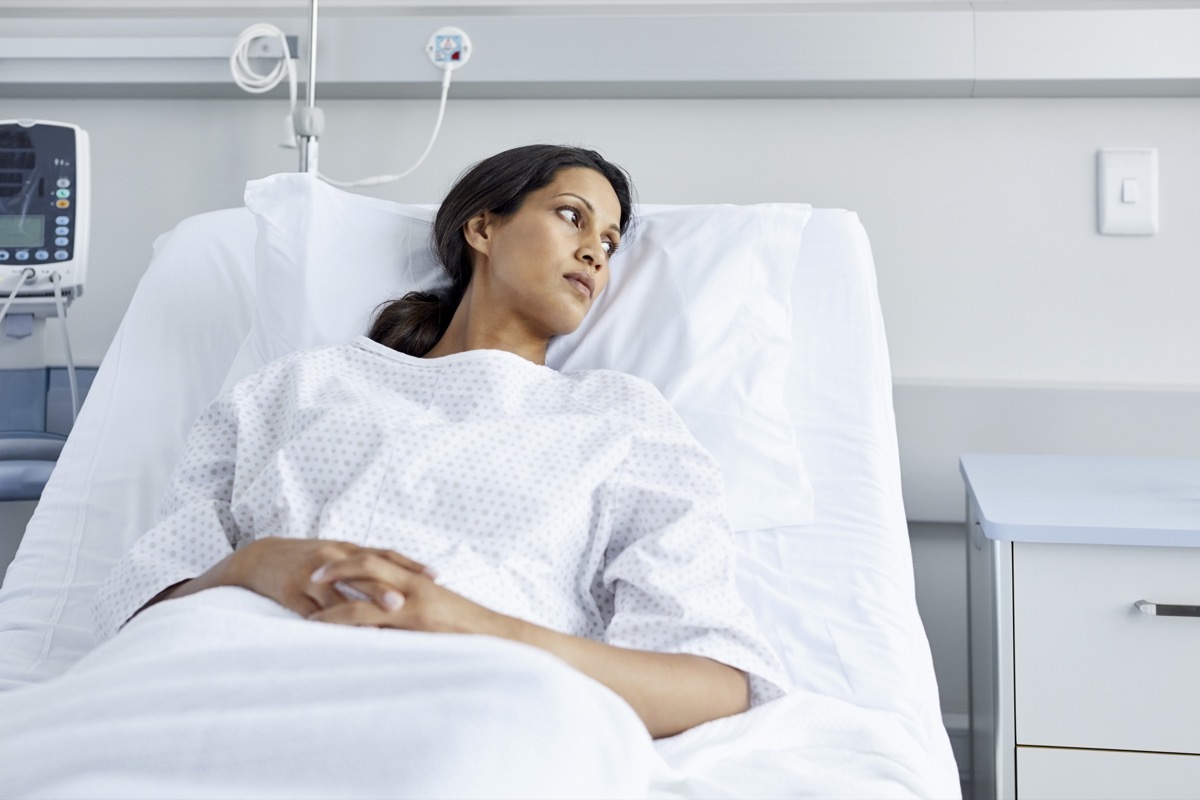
[0,175,960,798]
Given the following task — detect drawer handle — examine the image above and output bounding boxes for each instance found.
[1135,599,1200,617]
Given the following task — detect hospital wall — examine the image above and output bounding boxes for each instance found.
[2,95,1199,729]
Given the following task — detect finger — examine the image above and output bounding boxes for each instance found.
[308,541,365,575]
[307,599,393,627]
[302,562,359,610]
[333,580,373,603]
[310,553,423,590]
[333,579,406,612]
[301,581,347,611]
[284,592,323,619]
[317,541,364,560]
[366,549,438,580]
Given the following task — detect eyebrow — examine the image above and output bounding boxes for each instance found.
[554,193,622,238]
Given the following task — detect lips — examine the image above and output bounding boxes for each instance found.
[564,272,594,298]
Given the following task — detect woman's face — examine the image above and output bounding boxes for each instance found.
[464,166,623,340]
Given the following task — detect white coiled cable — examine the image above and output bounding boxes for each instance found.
[319,68,453,188]
[230,23,298,148]
[230,22,453,184]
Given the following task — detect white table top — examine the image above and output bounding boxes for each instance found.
[959,453,1200,547]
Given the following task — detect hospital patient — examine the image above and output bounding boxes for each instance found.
[93,144,789,740]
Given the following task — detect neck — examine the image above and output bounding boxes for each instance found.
[422,282,549,366]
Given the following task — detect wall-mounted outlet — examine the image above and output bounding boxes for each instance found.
[248,35,298,60]
[426,27,472,71]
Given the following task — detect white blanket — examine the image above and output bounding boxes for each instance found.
[0,587,958,799]
[1,587,656,799]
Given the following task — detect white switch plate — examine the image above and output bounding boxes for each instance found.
[1097,148,1158,235]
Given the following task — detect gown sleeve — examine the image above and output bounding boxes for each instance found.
[597,393,793,707]
[91,391,243,643]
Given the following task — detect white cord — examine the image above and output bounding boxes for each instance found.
[0,270,78,423]
[230,24,298,147]
[319,69,453,188]
[50,272,79,424]
[0,268,34,326]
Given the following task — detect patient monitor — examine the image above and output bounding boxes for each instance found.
[0,120,90,499]
[0,119,90,331]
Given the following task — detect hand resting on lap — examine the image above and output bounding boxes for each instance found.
[132,536,751,739]
[129,537,436,623]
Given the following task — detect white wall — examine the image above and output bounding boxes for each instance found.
[5,96,1198,380]
[2,94,1198,722]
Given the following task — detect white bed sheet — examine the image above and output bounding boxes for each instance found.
[0,585,950,799]
[0,204,959,797]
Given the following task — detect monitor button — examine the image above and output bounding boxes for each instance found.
[55,216,70,225]
[54,237,69,246]
[54,250,69,261]
[15,251,29,261]
[55,227,69,236]
[56,189,71,199]
[35,250,49,261]
[55,200,70,209]
[56,178,71,189]
[0,251,9,261]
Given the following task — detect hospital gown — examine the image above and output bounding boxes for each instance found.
[93,335,790,705]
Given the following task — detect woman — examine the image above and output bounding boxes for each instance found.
[93,144,788,741]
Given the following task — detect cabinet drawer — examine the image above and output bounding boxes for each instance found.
[1017,747,1200,800]
[1013,542,1200,754]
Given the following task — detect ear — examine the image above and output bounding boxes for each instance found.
[461,212,493,259]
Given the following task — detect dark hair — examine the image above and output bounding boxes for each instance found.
[368,144,635,356]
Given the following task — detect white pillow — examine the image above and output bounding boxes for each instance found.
[0,208,258,690]
[547,203,814,531]
[225,173,813,531]
[222,176,440,389]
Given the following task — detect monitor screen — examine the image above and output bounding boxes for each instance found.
[0,215,43,248]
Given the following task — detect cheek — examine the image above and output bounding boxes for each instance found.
[596,267,612,295]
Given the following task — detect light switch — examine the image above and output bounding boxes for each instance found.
[1121,178,1138,204]
[1097,148,1158,235]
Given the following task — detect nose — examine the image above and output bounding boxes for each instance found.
[578,239,605,269]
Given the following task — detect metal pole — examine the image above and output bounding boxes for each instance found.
[299,0,319,173]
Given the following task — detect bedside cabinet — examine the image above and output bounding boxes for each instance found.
[961,454,1200,800]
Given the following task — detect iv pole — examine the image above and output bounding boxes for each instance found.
[288,0,460,180]
[296,0,324,174]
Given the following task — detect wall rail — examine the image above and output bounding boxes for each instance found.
[2,2,1199,98]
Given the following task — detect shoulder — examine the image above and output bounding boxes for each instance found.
[558,368,685,433]
[225,341,362,400]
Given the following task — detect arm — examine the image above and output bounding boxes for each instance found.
[90,393,245,642]
[595,420,793,714]
[126,538,440,627]
[125,555,241,623]
[304,553,748,739]
[305,393,788,734]
[92,374,387,637]
[497,613,749,739]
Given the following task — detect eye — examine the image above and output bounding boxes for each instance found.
[559,205,618,258]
